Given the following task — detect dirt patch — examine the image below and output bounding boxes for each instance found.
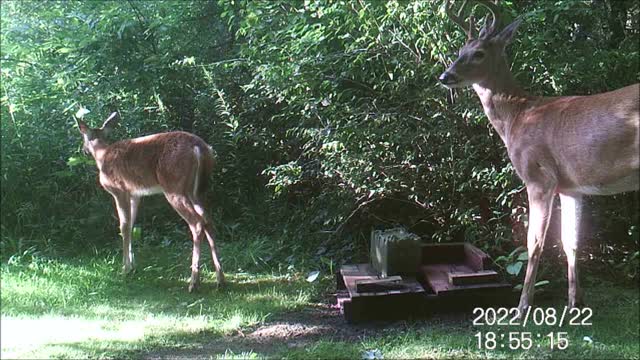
[143,302,431,359]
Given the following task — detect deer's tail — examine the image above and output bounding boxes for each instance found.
[192,145,215,201]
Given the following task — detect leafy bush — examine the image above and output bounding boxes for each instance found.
[1,0,638,279]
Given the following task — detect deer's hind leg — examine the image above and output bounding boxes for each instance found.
[559,193,584,308]
[165,193,208,292]
[192,198,225,286]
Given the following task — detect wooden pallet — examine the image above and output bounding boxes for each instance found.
[336,243,514,323]
[339,264,424,296]
[418,243,511,295]
[336,264,428,323]
[420,264,510,295]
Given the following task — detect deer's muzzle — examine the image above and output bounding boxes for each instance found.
[438,71,459,86]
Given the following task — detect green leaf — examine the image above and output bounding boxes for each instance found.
[517,251,529,261]
[508,246,526,258]
[132,227,142,241]
[506,261,523,276]
[67,156,94,167]
[534,280,550,287]
[67,156,84,166]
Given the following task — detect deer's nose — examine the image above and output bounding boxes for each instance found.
[438,72,458,85]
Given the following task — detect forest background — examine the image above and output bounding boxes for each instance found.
[2,0,639,282]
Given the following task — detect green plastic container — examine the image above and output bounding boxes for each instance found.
[370,227,421,277]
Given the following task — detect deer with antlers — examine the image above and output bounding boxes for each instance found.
[76,112,225,292]
[440,0,639,313]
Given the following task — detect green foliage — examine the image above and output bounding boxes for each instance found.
[495,246,528,277]
[1,0,638,280]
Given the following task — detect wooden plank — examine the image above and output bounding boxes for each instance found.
[341,264,365,276]
[422,264,460,294]
[339,291,426,324]
[421,243,491,271]
[355,276,404,293]
[448,270,498,286]
[349,277,424,297]
[422,265,509,295]
[340,264,424,298]
[355,276,402,286]
[464,243,490,271]
[341,264,380,298]
[344,275,378,297]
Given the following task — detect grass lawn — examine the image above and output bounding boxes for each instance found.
[1,243,638,359]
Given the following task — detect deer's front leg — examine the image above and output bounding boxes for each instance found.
[128,196,141,269]
[559,193,584,308]
[112,192,134,274]
[518,185,555,314]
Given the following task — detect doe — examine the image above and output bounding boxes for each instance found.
[76,112,225,291]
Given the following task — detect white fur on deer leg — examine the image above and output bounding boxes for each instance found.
[194,204,205,217]
[560,193,583,308]
[132,186,163,197]
[559,194,580,255]
[192,146,206,217]
[128,242,135,268]
[123,261,134,274]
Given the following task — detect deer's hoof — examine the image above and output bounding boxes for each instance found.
[188,278,200,293]
[122,266,135,275]
[517,304,530,319]
[216,273,226,288]
[569,300,586,309]
[188,283,198,293]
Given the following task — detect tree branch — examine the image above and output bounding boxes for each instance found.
[127,0,158,54]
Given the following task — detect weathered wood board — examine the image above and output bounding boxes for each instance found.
[336,242,515,323]
[337,263,427,323]
[340,264,424,297]
[448,270,499,286]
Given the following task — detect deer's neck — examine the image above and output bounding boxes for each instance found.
[471,65,532,148]
[90,141,110,170]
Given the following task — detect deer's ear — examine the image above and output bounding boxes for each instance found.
[77,119,90,134]
[101,112,119,133]
[494,18,522,47]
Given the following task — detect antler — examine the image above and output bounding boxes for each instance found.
[474,0,501,38]
[445,0,473,40]
[444,0,502,40]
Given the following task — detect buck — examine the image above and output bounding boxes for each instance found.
[76,112,225,292]
[440,0,639,313]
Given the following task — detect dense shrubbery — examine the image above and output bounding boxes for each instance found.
[1,1,638,277]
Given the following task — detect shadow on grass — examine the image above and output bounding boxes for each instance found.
[2,246,321,320]
[111,305,391,359]
[2,249,639,359]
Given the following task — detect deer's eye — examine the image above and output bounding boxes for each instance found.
[472,51,485,60]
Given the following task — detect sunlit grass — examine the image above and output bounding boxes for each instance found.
[1,245,638,359]
[1,312,269,359]
[1,245,321,359]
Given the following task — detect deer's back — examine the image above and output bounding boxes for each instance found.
[98,131,215,195]
[510,84,639,194]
